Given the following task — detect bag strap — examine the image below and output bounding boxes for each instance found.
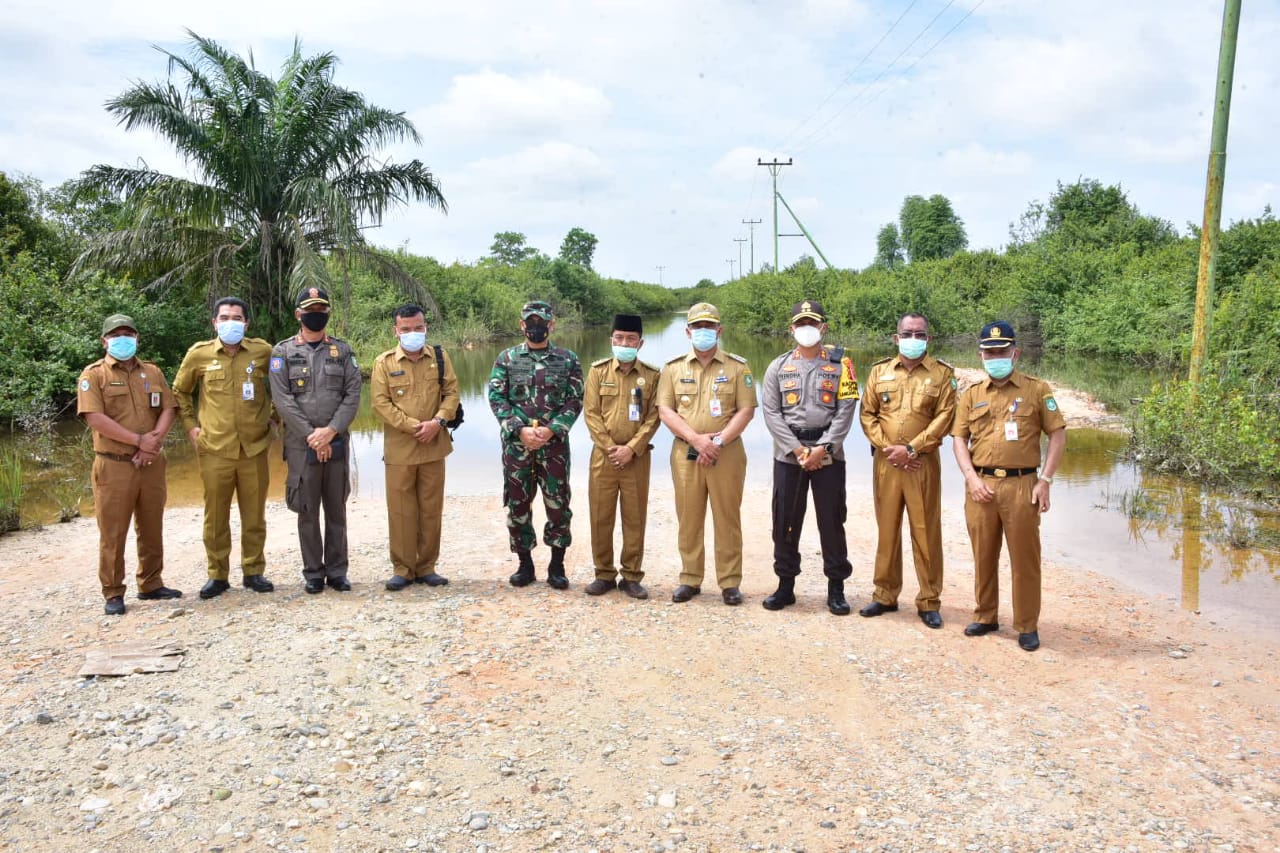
[433,344,445,381]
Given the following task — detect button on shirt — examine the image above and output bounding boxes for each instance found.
[173,338,275,459]
[951,370,1066,468]
[370,345,460,466]
[269,335,362,450]
[77,356,177,455]
[860,354,957,454]
[761,347,859,462]
[583,358,662,456]
[655,349,757,436]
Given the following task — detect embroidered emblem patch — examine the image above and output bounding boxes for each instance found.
[1046,397,1058,412]
[269,357,283,373]
[784,392,799,406]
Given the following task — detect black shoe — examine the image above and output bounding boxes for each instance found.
[305,579,324,594]
[385,575,411,591]
[1018,631,1041,651]
[104,596,125,616]
[416,573,449,586]
[327,577,351,592]
[762,590,796,611]
[243,575,274,593]
[547,547,569,589]
[826,579,851,616]
[858,601,898,617]
[618,579,649,600]
[137,586,183,600]
[919,610,943,629]
[963,622,1000,637]
[721,587,743,606]
[510,551,536,587]
[547,573,569,590]
[585,578,617,596]
[199,579,230,600]
[671,584,701,603]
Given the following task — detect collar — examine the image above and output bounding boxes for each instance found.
[685,348,724,364]
[294,333,331,346]
[891,353,934,373]
[981,369,1026,390]
[395,345,427,361]
[104,354,136,370]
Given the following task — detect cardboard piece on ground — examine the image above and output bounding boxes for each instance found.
[79,640,186,677]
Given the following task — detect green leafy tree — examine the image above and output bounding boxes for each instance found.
[73,31,447,339]
[488,231,539,265]
[558,226,598,269]
[874,222,904,269]
[899,194,967,262]
[1013,179,1176,253]
[0,172,54,258]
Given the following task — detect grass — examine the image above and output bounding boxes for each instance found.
[0,449,21,534]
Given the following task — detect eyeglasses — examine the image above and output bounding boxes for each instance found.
[896,330,928,339]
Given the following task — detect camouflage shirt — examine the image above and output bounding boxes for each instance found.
[487,343,584,443]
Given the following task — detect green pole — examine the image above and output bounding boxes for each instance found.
[758,158,791,273]
[1189,0,1242,385]
[775,191,834,269]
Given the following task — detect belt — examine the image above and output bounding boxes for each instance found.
[789,426,827,441]
[975,466,1038,478]
[95,452,135,463]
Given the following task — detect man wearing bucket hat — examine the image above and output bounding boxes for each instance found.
[951,320,1066,651]
[77,313,182,615]
[487,300,584,589]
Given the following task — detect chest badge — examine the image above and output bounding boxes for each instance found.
[781,364,797,372]
[784,392,799,406]
[635,377,645,386]
[819,364,838,373]
[782,379,798,390]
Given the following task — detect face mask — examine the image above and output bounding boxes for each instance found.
[398,331,427,353]
[217,320,246,345]
[792,326,822,348]
[690,328,718,352]
[106,336,138,361]
[983,357,1014,380]
[524,323,549,344]
[612,345,638,363]
[300,311,330,332]
[897,337,927,360]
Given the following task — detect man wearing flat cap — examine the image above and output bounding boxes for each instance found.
[77,313,182,615]
[656,302,757,606]
[952,320,1066,651]
[487,300,584,589]
[269,287,362,594]
[582,314,662,599]
[760,300,860,615]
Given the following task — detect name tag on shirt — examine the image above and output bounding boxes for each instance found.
[628,402,640,421]
[1004,420,1019,441]
[150,392,161,408]
[709,398,722,418]
[243,381,255,401]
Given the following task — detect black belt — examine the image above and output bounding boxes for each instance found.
[975,466,1038,478]
[789,426,827,441]
[95,452,135,463]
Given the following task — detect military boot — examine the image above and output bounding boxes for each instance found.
[546,547,569,590]
[762,576,796,611]
[509,551,536,587]
[827,578,851,616]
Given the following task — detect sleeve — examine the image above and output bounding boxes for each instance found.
[907,368,957,454]
[818,389,858,449]
[735,360,758,409]
[583,367,612,452]
[371,357,416,434]
[328,347,362,434]
[76,367,104,416]
[436,349,461,423]
[547,352,584,438]
[655,364,676,409]
[1039,381,1067,434]
[269,344,315,437]
[153,367,178,409]
[760,359,795,454]
[626,372,663,457]
[486,352,523,442]
[859,370,886,449]
[951,387,973,440]
[171,351,200,431]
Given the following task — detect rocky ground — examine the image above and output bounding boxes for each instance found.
[0,382,1275,852]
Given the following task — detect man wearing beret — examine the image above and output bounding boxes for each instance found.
[582,314,662,599]
[487,300,585,589]
[77,314,182,615]
[952,320,1066,651]
[760,300,860,615]
[656,302,757,605]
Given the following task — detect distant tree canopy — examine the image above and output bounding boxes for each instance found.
[899,194,967,262]
[488,231,540,266]
[874,222,904,270]
[1011,178,1177,253]
[558,227,598,269]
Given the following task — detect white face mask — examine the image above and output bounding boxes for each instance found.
[792,326,822,348]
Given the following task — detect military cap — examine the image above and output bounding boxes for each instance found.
[791,299,826,323]
[686,302,721,324]
[522,300,554,321]
[101,313,137,336]
[979,320,1016,349]
[297,287,331,309]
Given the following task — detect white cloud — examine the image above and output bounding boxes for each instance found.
[940,143,1034,178]
[420,70,612,142]
[454,142,613,200]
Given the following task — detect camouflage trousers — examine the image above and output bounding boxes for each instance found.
[502,439,573,552]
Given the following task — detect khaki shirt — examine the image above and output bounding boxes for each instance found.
[656,348,757,436]
[951,370,1066,468]
[268,334,362,451]
[761,346,860,462]
[77,356,177,455]
[172,338,275,459]
[860,354,957,455]
[583,357,662,456]
[370,344,460,466]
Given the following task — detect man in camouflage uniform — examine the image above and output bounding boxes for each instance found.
[487,300,584,589]
[269,287,362,594]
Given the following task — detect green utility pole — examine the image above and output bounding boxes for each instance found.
[775,192,834,269]
[741,218,762,274]
[758,158,792,272]
[733,237,747,277]
[1189,0,1242,385]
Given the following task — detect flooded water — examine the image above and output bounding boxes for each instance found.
[6,316,1278,634]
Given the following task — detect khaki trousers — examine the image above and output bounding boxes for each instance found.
[385,460,445,579]
[588,446,651,581]
[198,450,268,580]
[965,473,1041,632]
[871,452,944,611]
[92,455,167,599]
[670,439,746,590]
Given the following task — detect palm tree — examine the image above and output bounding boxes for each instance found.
[74,31,447,338]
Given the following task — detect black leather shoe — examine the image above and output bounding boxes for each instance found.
[920,610,943,629]
[243,575,274,593]
[762,590,796,611]
[305,579,324,594]
[618,580,649,600]
[386,575,411,591]
[1018,631,1041,651]
[827,591,851,616]
[963,622,1000,636]
[585,578,617,596]
[546,572,569,590]
[721,587,743,606]
[327,577,351,592]
[416,573,449,586]
[858,601,898,617]
[137,586,183,600]
[104,596,125,616]
[671,584,700,603]
[199,579,230,600]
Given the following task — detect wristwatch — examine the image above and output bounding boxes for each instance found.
[905,444,918,459]
[1038,473,1054,484]
[711,435,724,447]
[434,416,447,427]
[822,443,834,454]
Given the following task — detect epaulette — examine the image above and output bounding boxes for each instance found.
[935,357,955,371]
[591,356,611,367]
[827,346,846,363]
[727,352,748,364]
[871,355,893,366]
[665,354,686,364]
[186,338,215,352]
[83,358,105,371]
[375,348,398,362]
[639,360,660,372]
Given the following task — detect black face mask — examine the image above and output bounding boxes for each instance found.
[523,323,549,344]
[300,311,330,332]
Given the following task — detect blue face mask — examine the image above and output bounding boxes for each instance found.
[897,337,927,360]
[106,335,137,361]
[689,328,718,352]
[399,331,427,353]
[217,320,246,345]
[612,345,638,363]
[983,357,1014,380]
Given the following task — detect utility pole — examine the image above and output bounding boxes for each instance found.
[733,237,748,278]
[726,259,736,281]
[757,158,792,272]
[1189,0,1241,386]
[655,265,665,286]
[741,218,762,274]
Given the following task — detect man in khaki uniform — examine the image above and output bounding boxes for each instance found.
[656,302,757,605]
[952,320,1066,652]
[370,304,460,591]
[582,314,661,599]
[858,312,957,628]
[173,297,277,599]
[77,313,182,615]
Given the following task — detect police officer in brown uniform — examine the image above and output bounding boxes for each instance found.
[370,304,460,591]
[77,314,182,615]
[173,297,277,599]
[952,321,1066,651]
[858,312,957,628]
[760,300,861,615]
[656,302,757,605]
[582,314,661,599]
[269,288,362,593]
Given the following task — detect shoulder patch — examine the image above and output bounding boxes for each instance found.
[727,352,748,364]
[269,356,284,373]
[1045,397,1058,412]
[80,379,91,391]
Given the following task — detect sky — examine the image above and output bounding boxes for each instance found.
[2,0,1277,286]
